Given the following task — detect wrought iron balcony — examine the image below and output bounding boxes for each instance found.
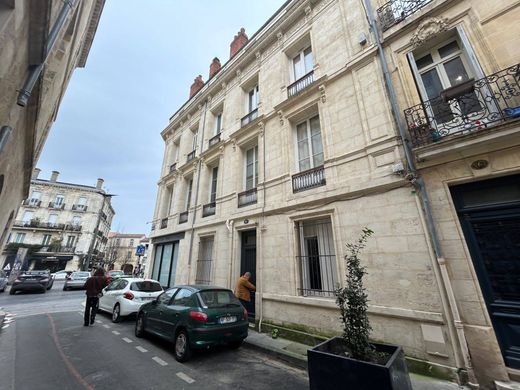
[241,108,258,127]
[292,166,326,193]
[179,211,189,224]
[238,188,257,207]
[39,246,76,253]
[160,218,168,229]
[187,150,196,163]
[72,204,88,211]
[151,223,156,231]
[22,199,41,207]
[377,0,432,31]
[65,224,82,231]
[169,163,177,173]
[287,70,315,98]
[202,202,216,217]
[208,133,221,148]
[14,220,71,230]
[48,202,65,209]
[405,64,520,148]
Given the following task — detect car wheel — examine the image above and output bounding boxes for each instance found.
[228,340,243,350]
[174,330,192,363]
[9,289,15,295]
[135,313,145,338]
[112,303,122,323]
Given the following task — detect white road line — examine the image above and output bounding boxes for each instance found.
[122,337,133,343]
[176,372,195,383]
[96,320,102,324]
[2,325,9,329]
[112,330,120,335]
[102,324,110,329]
[135,346,148,353]
[152,357,168,366]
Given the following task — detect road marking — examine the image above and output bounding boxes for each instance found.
[102,324,110,329]
[122,337,133,343]
[96,320,102,324]
[176,372,195,383]
[2,324,9,329]
[135,346,148,353]
[152,357,168,366]
[112,330,120,335]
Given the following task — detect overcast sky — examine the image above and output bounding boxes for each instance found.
[38,0,284,234]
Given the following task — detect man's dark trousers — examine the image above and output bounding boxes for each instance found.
[84,296,99,325]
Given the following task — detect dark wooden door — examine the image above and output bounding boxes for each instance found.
[240,230,256,322]
[451,175,520,369]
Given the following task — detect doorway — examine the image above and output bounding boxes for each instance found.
[451,174,520,369]
[240,230,256,322]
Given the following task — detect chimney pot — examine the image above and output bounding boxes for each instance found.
[189,75,205,98]
[230,28,248,58]
[209,57,221,79]
[96,178,104,189]
[50,171,59,182]
[32,168,41,180]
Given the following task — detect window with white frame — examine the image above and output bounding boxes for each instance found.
[77,196,87,210]
[29,191,41,205]
[245,145,258,190]
[195,236,214,285]
[210,166,218,203]
[215,112,223,135]
[22,211,33,224]
[296,218,337,297]
[66,235,75,247]
[292,46,313,81]
[55,194,64,206]
[48,214,58,226]
[72,216,81,226]
[185,179,193,210]
[130,239,134,246]
[42,234,52,246]
[296,115,324,172]
[248,85,259,113]
[15,233,26,244]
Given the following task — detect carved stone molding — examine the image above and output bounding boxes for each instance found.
[231,138,237,151]
[258,121,265,137]
[318,85,326,103]
[219,145,225,156]
[277,111,284,126]
[410,17,449,49]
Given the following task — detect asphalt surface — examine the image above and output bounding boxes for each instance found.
[0,281,309,390]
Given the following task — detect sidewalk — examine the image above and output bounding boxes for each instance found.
[243,329,468,390]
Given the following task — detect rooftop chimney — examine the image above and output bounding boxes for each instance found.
[96,178,104,189]
[32,167,41,180]
[209,57,221,79]
[50,171,59,182]
[189,75,205,98]
[230,28,248,58]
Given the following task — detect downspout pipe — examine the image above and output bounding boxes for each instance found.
[258,122,266,333]
[17,0,77,107]
[361,0,478,387]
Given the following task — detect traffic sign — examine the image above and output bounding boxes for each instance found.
[135,245,145,256]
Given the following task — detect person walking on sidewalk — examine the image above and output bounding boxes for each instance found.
[234,272,256,311]
[84,268,107,326]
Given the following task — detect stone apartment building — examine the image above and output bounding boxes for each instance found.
[0,0,105,255]
[1,169,114,272]
[106,233,146,274]
[149,0,519,387]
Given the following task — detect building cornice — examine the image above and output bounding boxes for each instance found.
[77,0,106,68]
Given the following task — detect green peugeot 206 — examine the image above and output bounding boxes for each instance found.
[135,285,249,362]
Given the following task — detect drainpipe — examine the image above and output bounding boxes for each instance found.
[361,0,478,387]
[186,100,209,277]
[258,122,266,333]
[17,0,77,107]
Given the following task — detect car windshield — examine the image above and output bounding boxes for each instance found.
[198,290,241,308]
[73,272,89,278]
[130,281,162,292]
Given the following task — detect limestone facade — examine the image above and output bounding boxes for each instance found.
[149,0,520,387]
[106,233,146,274]
[0,0,106,255]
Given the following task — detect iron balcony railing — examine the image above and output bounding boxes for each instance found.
[405,64,520,147]
[287,70,315,98]
[292,166,326,193]
[187,150,196,163]
[241,108,258,127]
[65,224,82,231]
[39,246,76,253]
[179,211,189,224]
[22,199,41,207]
[377,0,432,31]
[72,204,88,211]
[169,163,177,173]
[160,218,168,229]
[238,188,257,207]
[151,223,156,231]
[202,202,216,217]
[48,202,65,209]
[208,133,221,148]
[13,220,82,231]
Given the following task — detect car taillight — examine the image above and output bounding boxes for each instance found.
[123,292,134,300]
[189,311,208,322]
[243,308,248,319]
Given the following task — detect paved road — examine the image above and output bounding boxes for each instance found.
[0,282,308,390]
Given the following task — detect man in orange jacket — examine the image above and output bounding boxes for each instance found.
[234,272,256,309]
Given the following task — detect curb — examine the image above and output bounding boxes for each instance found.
[243,338,309,370]
[0,310,5,329]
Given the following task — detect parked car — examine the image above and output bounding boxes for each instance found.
[98,278,163,323]
[135,285,249,362]
[106,270,125,283]
[63,271,91,290]
[0,270,8,292]
[51,270,73,280]
[9,270,54,295]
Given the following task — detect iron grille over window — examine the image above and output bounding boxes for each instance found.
[195,237,214,285]
[296,218,337,298]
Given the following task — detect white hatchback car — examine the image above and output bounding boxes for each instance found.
[98,278,163,323]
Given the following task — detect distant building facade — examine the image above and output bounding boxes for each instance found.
[0,0,106,255]
[106,233,146,274]
[1,169,114,272]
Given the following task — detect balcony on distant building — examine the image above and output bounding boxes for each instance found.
[22,199,41,207]
[72,204,88,212]
[202,202,216,217]
[292,166,326,193]
[169,163,177,173]
[48,202,65,209]
[187,150,196,163]
[287,70,315,98]
[160,218,168,229]
[238,188,257,207]
[208,133,221,148]
[377,0,433,31]
[241,108,258,128]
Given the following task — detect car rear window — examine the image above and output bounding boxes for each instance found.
[198,290,241,308]
[130,281,162,292]
[74,272,90,277]
[24,270,49,275]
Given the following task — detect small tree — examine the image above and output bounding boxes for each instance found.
[335,228,374,361]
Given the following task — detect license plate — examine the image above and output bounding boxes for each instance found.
[142,297,155,301]
[219,316,236,324]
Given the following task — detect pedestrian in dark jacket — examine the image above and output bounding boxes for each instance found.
[84,268,107,326]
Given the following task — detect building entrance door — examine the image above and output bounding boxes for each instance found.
[240,230,256,322]
[451,174,520,369]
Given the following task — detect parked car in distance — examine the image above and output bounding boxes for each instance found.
[0,270,8,292]
[99,278,163,323]
[51,270,73,280]
[63,271,91,290]
[9,270,54,295]
[135,285,249,362]
[106,270,125,283]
